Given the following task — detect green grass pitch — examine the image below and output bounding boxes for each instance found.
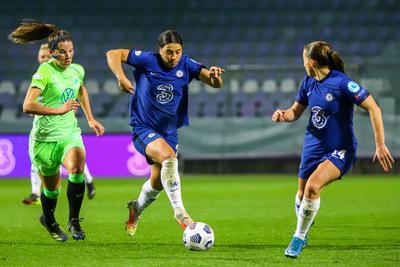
[0,175,399,266]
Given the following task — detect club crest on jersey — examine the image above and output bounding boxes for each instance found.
[347,81,360,93]
[156,84,174,104]
[73,77,80,85]
[61,88,76,103]
[134,50,142,56]
[147,133,156,138]
[176,70,184,78]
[325,93,334,102]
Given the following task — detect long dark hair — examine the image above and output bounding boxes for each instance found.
[8,19,72,50]
[157,30,183,49]
[304,41,345,73]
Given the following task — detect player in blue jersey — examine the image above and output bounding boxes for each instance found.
[272,41,395,258]
[106,30,224,236]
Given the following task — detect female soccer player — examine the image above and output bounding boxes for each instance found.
[22,44,96,205]
[9,20,105,242]
[272,41,395,258]
[106,30,224,236]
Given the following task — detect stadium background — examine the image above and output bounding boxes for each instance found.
[0,0,399,177]
[0,1,399,266]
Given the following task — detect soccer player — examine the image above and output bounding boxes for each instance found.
[106,30,224,236]
[22,44,96,205]
[272,41,395,258]
[9,20,105,242]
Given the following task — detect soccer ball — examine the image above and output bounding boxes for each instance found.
[183,222,214,251]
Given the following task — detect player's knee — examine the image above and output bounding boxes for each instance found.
[68,165,84,174]
[305,183,320,197]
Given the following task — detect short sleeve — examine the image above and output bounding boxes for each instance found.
[73,64,85,85]
[186,57,206,81]
[30,63,50,91]
[126,49,152,70]
[339,78,370,105]
[295,76,309,106]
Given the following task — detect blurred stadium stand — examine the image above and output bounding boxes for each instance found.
[0,0,399,171]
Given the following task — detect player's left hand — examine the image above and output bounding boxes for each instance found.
[88,119,105,136]
[209,66,225,78]
[373,144,395,172]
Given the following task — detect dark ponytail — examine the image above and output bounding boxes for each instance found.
[157,30,183,49]
[304,41,345,73]
[8,19,72,50]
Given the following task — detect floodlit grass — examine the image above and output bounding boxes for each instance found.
[0,175,399,266]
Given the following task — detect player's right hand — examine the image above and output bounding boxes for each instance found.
[118,77,135,94]
[57,100,80,115]
[272,109,285,122]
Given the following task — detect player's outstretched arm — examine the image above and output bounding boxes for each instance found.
[272,101,306,123]
[359,95,395,172]
[199,66,225,88]
[106,49,134,94]
[78,84,105,136]
[23,87,79,115]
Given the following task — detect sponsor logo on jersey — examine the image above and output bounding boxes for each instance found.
[156,84,174,104]
[61,88,76,103]
[134,50,142,56]
[325,93,334,102]
[33,73,42,79]
[347,81,360,93]
[176,70,184,78]
[311,106,327,129]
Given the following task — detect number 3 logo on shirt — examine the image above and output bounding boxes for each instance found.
[156,84,174,104]
[311,106,327,129]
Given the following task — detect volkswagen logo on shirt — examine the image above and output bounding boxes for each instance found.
[61,88,76,103]
[156,84,174,104]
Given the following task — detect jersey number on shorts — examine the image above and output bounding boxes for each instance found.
[311,106,327,129]
[332,149,346,160]
[156,84,174,104]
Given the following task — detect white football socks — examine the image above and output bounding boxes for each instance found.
[83,164,93,183]
[160,158,185,215]
[295,194,302,218]
[294,197,320,240]
[137,180,161,213]
[30,164,41,196]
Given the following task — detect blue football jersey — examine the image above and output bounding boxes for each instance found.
[126,49,205,134]
[295,70,370,152]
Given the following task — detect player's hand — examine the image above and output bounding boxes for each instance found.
[56,100,80,115]
[209,66,225,78]
[272,109,285,122]
[373,144,395,172]
[117,76,135,94]
[88,119,105,136]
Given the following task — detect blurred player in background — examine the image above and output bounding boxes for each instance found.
[9,20,105,242]
[22,44,96,205]
[106,30,224,236]
[272,41,395,258]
